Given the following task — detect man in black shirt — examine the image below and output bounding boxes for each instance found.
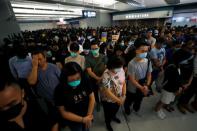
[173,41,195,114]
[0,76,56,131]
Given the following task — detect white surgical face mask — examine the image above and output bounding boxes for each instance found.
[83,49,89,55]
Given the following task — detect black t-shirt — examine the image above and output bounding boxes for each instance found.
[54,75,93,117]
[0,99,53,131]
[163,64,181,93]
[173,49,193,83]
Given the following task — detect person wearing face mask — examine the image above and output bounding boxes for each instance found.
[124,38,152,116]
[54,62,95,131]
[174,40,196,114]
[85,40,108,111]
[65,42,85,70]
[111,45,127,71]
[0,76,56,131]
[100,57,126,131]
[81,40,91,57]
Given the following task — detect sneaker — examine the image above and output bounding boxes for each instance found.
[156,109,166,119]
[112,117,121,124]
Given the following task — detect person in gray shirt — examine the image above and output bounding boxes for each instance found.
[146,29,156,49]
[124,38,152,116]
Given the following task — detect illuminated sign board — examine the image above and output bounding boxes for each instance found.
[83,10,96,18]
[113,10,173,20]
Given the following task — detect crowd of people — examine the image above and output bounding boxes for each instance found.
[0,25,197,131]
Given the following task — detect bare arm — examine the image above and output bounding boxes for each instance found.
[87,93,95,115]
[122,81,126,96]
[27,55,38,85]
[161,57,167,67]
[183,73,193,89]
[103,87,121,103]
[146,72,152,87]
[128,74,143,90]
[86,67,101,81]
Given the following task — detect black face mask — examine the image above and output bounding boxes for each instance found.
[0,103,23,121]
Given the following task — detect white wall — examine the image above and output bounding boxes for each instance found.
[19,22,57,31]
[171,12,197,27]
[100,12,112,27]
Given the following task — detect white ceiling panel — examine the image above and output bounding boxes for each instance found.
[10,0,197,21]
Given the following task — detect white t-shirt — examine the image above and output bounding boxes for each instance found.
[149,48,166,66]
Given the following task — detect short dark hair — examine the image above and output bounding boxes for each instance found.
[60,62,83,84]
[90,40,99,47]
[83,40,91,50]
[15,44,28,59]
[107,56,124,70]
[114,44,125,52]
[0,75,19,91]
[70,42,79,52]
[32,49,47,58]
[134,37,148,49]
[70,34,78,42]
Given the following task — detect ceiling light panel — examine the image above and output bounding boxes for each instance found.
[76,0,117,5]
[13,8,82,15]
[11,1,83,14]
[15,14,79,18]
[52,0,118,6]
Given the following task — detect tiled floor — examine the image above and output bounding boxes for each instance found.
[91,92,197,131]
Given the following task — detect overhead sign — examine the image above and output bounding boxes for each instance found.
[83,10,96,18]
[113,10,173,20]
